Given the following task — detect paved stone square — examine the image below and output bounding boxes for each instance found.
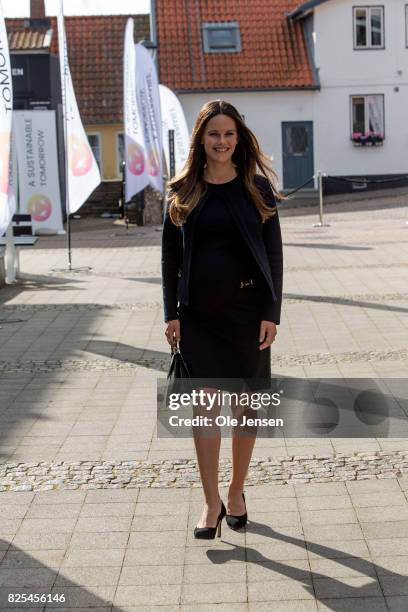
[0,200,408,609]
[0,480,408,610]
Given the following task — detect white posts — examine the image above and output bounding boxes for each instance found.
[5,222,17,283]
[314,170,330,227]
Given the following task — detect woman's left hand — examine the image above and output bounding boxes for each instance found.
[259,321,277,350]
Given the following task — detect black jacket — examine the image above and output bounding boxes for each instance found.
[161,173,283,324]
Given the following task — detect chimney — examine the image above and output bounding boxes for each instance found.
[27,0,49,29]
[30,0,46,19]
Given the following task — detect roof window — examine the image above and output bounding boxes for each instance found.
[202,21,241,53]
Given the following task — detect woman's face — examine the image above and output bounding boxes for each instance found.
[201,113,238,165]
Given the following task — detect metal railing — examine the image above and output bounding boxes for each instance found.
[283,172,408,227]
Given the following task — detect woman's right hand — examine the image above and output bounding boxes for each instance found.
[165,319,181,348]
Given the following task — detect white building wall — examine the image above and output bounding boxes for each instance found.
[179,91,316,191]
[313,0,408,174]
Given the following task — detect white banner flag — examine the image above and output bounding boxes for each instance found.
[0,3,14,236]
[123,18,149,202]
[159,85,189,176]
[57,0,100,214]
[135,43,163,194]
[14,111,64,234]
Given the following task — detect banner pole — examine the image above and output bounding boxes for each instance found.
[50,0,98,275]
[319,171,323,224]
[59,1,72,270]
[67,207,72,270]
[63,93,72,270]
[168,129,175,178]
[161,129,175,221]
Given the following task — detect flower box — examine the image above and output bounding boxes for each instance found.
[351,131,384,146]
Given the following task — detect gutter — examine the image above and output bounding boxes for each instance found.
[286,0,330,21]
[173,85,320,94]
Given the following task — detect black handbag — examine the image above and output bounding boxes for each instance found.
[168,344,191,379]
[164,344,192,409]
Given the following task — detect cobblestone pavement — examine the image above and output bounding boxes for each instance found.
[0,204,408,609]
[1,452,408,492]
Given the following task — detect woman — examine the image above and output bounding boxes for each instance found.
[161,100,283,539]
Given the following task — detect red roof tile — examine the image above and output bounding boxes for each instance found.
[156,0,315,91]
[6,15,150,124]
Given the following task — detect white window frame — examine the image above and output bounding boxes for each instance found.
[350,94,385,143]
[353,6,384,49]
[87,132,103,175]
[116,132,125,178]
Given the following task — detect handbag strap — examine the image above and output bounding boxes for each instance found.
[170,344,180,356]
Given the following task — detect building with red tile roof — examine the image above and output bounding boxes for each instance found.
[155,0,407,197]
[156,0,318,92]
[155,0,320,194]
[7,15,150,125]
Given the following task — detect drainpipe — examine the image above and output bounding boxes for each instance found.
[149,0,159,70]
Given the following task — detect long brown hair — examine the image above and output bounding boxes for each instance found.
[167,99,285,227]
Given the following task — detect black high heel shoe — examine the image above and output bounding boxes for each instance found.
[226,492,247,530]
[194,500,226,539]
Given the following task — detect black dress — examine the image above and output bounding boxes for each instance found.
[178,175,273,387]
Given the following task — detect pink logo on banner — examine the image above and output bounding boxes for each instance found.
[69,135,93,176]
[127,143,145,176]
[0,132,11,194]
[148,148,160,177]
[28,194,52,222]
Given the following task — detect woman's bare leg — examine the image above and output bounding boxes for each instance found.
[227,433,256,515]
[228,396,257,515]
[192,387,222,527]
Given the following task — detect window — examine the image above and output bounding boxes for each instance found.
[87,133,102,172]
[287,126,309,156]
[116,132,125,177]
[350,94,385,145]
[353,6,384,49]
[202,22,241,53]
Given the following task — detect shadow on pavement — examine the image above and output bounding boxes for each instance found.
[119,277,162,285]
[27,218,163,249]
[0,300,170,463]
[0,538,123,610]
[0,275,84,305]
[84,340,169,373]
[208,524,404,610]
[285,242,372,251]
[284,292,408,315]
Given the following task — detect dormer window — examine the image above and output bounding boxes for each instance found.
[202,22,241,53]
[353,6,384,49]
